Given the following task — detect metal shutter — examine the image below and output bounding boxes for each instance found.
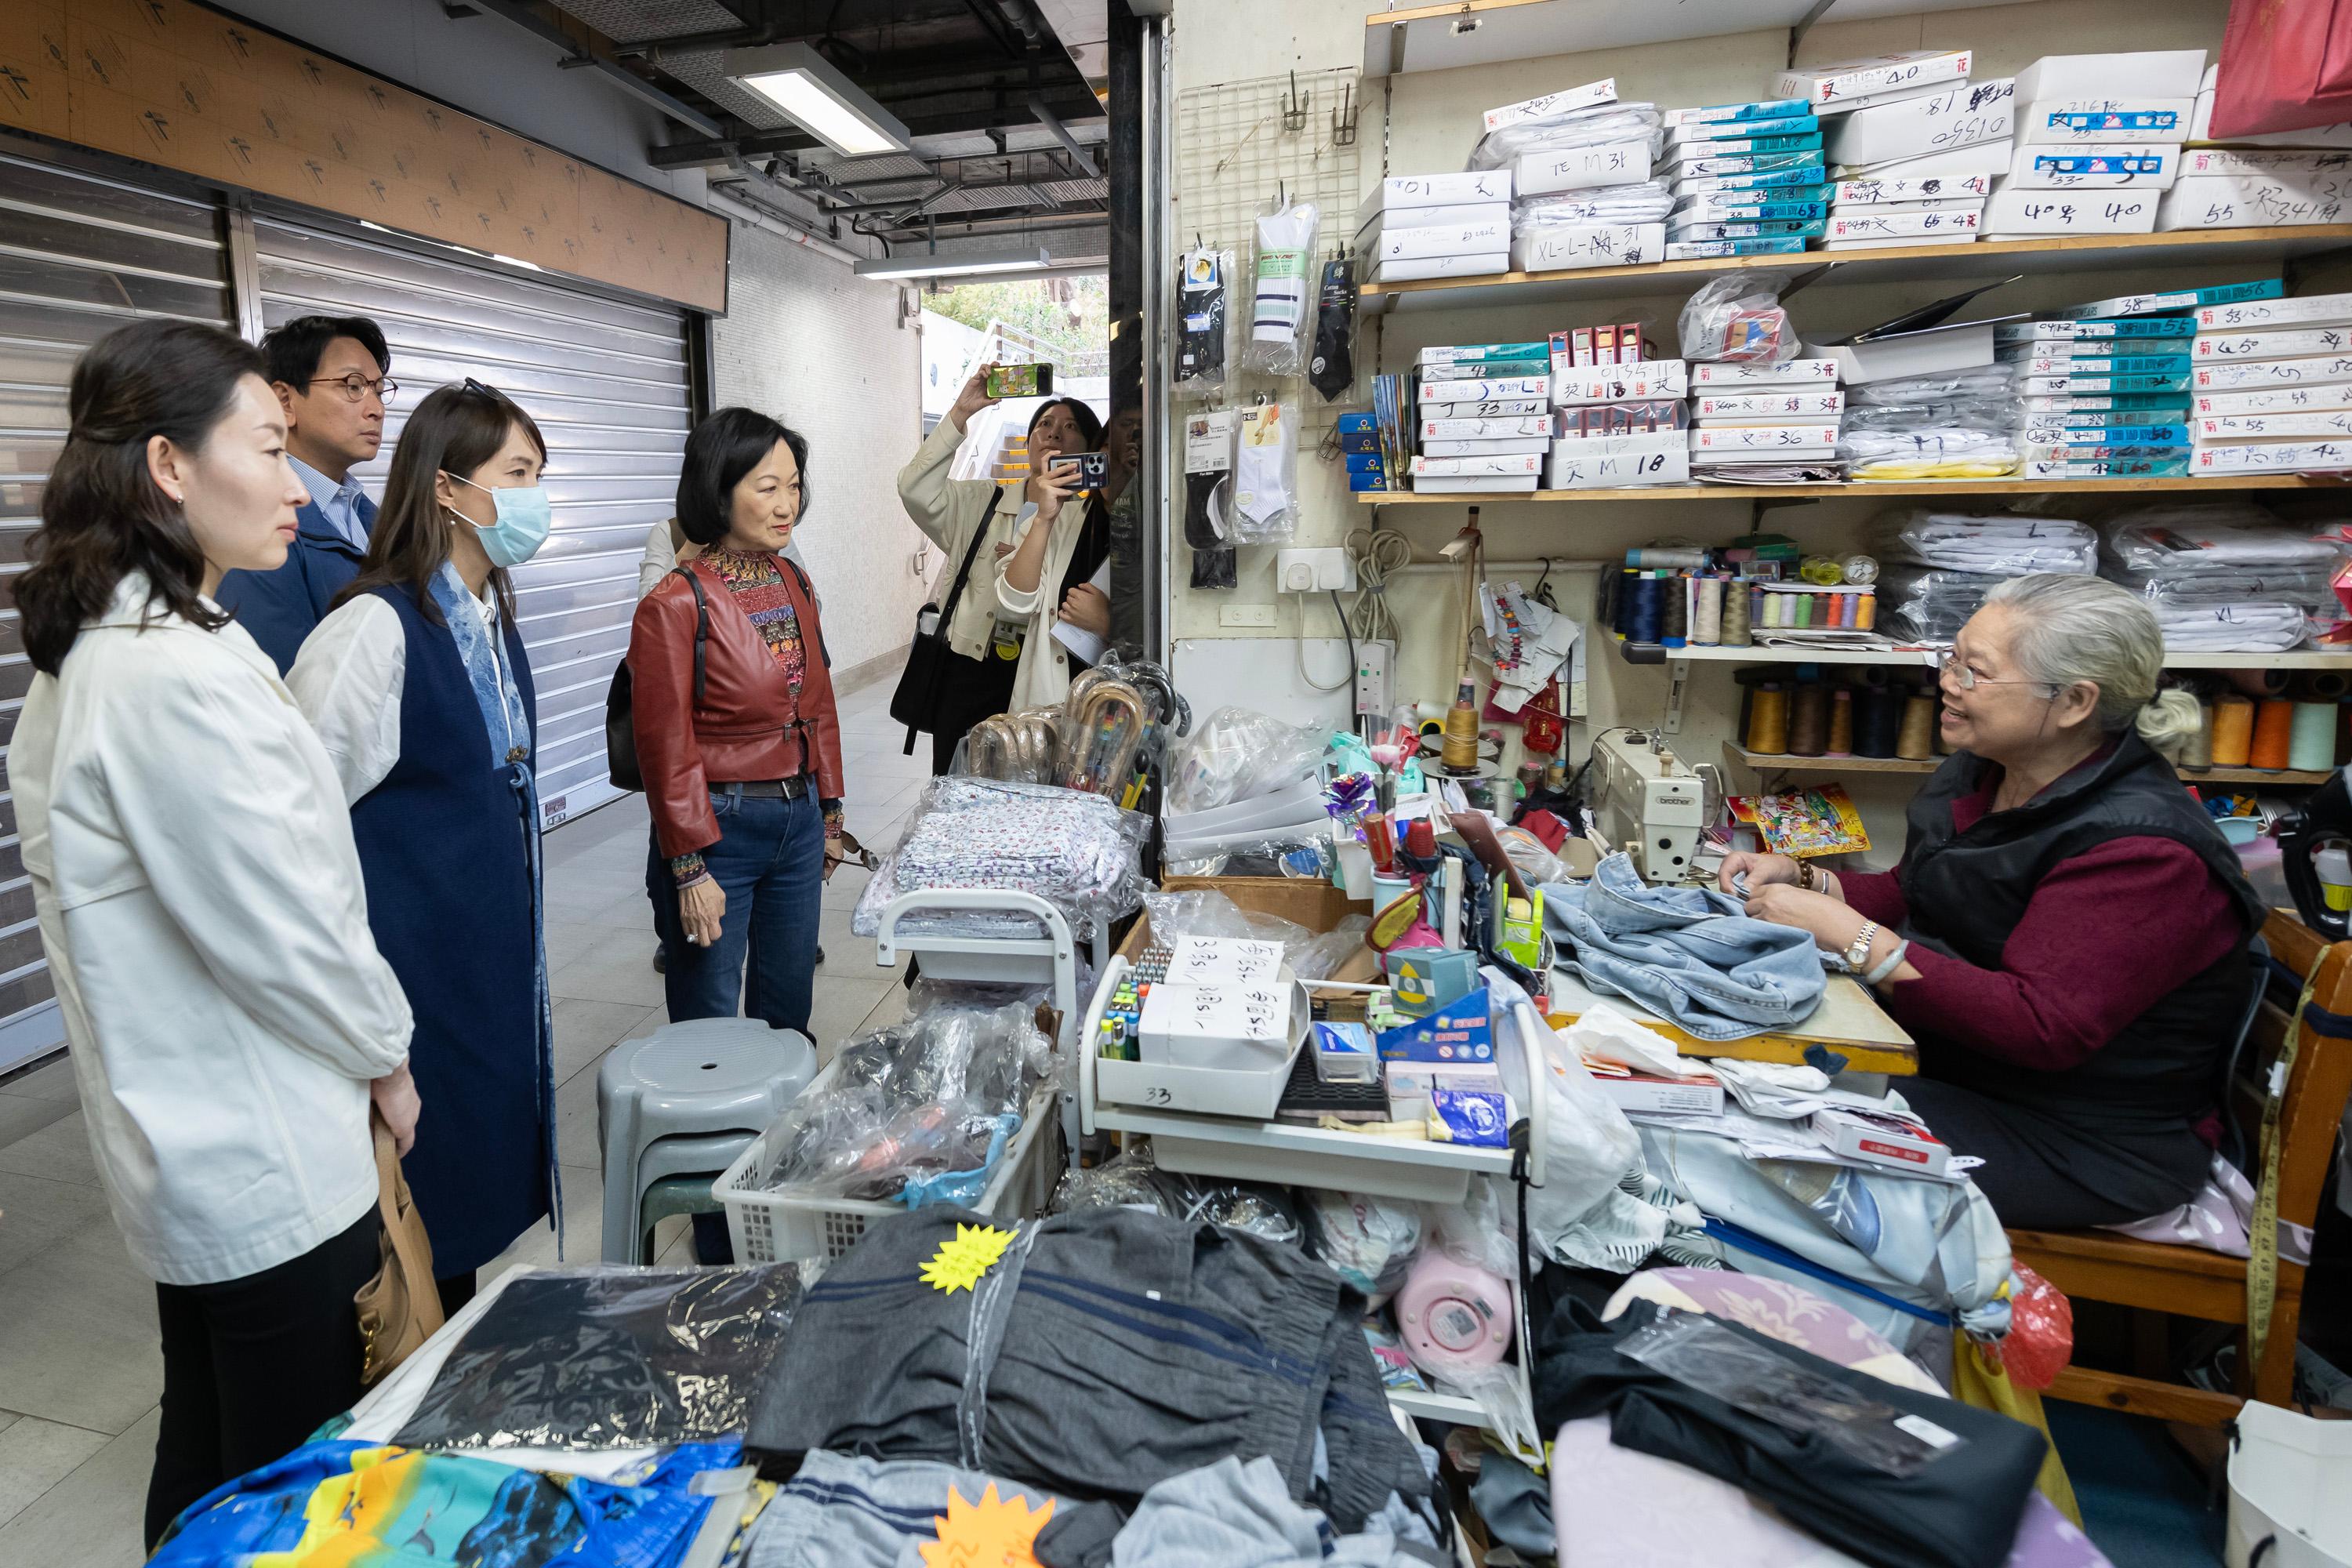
[0,148,237,1073]
[249,212,692,831]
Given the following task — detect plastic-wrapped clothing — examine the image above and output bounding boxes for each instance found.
[1533,1298,2047,1568]
[1515,182,1676,225]
[851,777,1149,941]
[1881,564,2011,641]
[744,1207,1429,1534]
[1470,103,1664,169]
[1167,707,1327,814]
[391,1265,801,1452]
[1871,510,2097,575]
[1842,429,2020,479]
[1052,1147,1306,1243]
[2100,501,2344,648]
[1541,853,1828,1041]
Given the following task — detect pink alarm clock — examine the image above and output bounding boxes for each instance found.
[1395,1250,1513,1374]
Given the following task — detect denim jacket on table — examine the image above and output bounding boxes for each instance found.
[1541,853,1828,1041]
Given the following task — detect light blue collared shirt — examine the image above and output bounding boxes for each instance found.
[289,454,371,551]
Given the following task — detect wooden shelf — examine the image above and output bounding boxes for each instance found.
[1360,225,2352,312]
[1362,475,2343,504]
[1723,745,2336,785]
[1613,638,2352,670]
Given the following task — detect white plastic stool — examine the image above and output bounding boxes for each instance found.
[597,1018,816,1265]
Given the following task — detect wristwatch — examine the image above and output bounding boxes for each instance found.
[1844,920,1879,972]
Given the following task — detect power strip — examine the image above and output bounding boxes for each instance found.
[1354,639,1393,717]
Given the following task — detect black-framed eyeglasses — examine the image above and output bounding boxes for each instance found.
[307,372,397,404]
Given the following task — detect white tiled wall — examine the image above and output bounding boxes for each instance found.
[712,226,933,675]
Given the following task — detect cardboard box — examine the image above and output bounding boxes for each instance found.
[1825,207,1981,241]
[1668,114,1819,145]
[1690,358,1841,387]
[1138,981,1301,1072]
[1483,78,1617,134]
[1410,452,1547,477]
[1419,436,1552,457]
[2195,410,2352,442]
[1359,201,1512,239]
[1618,325,1648,363]
[1834,140,2014,180]
[1664,237,1812,260]
[2194,383,2352,418]
[1422,397,1550,419]
[1667,98,1812,126]
[1369,220,1511,262]
[1693,390,1846,422]
[2198,292,2352,332]
[2194,326,2352,363]
[1806,320,1997,386]
[1420,415,1555,441]
[1374,988,1494,1063]
[1668,218,1827,243]
[2024,456,2187,478]
[1357,172,1512,224]
[1421,374,1552,404]
[2007,142,2180,189]
[2158,170,2352,230]
[1814,1105,1953,1178]
[1419,340,1550,367]
[2013,50,2207,105]
[2013,97,2194,145]
[2191,440,2352,473]
[1370,252,1510,283]
[1824,78,2014,168]
[1660,131,1822,161]
[1664,148,1824,179]
[1831,172,1994,205]
[1590,1072,1726,1116]
[1773,50,1972,112]
[1980,188,2158,235]
[1165,935,1285,985]
[1548,439,1689,488]
[1515,140,1654,196]
[1999,317,2194,341]
[1553,359,1689,405]
[1690,423,1842,452]
[2193,353,2352,392]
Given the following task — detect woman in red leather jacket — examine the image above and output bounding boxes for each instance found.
[630,407,847,1030]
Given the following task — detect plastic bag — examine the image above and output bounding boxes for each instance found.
[1678,274,1795,364]
[1998,1263,2074,1392]
[1470,102,1664,169]
[1229,401,1299,544]
[1515,181,1675,227]
[1142,888,1314,950]
[1167,706,1327,814]
[1497,825,1566,887]
[1871,510,2098,575]
[1880,564,2009,641]
[851,777,1149,942]
[1308,254,1357,402]
[1307,1189,1425,1302]
[1175,247,1234,396]
[1051,1145,1169,1214]
[1428,1176,1522,1283]
[1291,915,1371,982]
[1244,204,1319,376]
[1047,1142,1301,1242]
[391,1264,801,1451]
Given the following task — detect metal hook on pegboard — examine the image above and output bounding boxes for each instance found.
[1282,71,1309,133]
[1331,81,1359,147]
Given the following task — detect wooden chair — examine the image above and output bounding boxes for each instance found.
[2008,909,2352,1425]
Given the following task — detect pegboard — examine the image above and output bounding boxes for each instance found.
[1174,67,1367,434]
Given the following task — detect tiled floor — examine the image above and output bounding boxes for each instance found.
[0,667,923,1566]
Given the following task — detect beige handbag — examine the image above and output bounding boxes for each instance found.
[354,1114,445,1386]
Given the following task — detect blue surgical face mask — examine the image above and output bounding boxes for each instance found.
[445,470,552,568]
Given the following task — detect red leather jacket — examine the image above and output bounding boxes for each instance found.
[630,557,845,859]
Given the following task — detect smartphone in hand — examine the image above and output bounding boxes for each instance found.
[1048,451,1108,489]
[985,362,1055,397]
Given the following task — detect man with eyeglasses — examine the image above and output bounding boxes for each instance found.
[217,315,397,673]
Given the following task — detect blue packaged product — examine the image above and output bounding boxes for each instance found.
[1345,452,1385,474]
[1428,1087,1511,1148]
[1676,164,1833,191]
[1667,219,1828,242]
[1665,236,1811,260]
[1671,195,1830,223]
[1374,987,1494,1063]
[1348,472,1391,493]
[1668,97,1814,125]
[2004,316,2197,339]
[1671,114,1821,142]
[2053,278,2282,320]
[2025,423,2190,446]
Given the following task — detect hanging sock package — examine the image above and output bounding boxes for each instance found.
[1176,248,1234,397]
[1185,408,1239,590]
[1308,253,1359,401]
[1247,201,1320,376]
[1231,401,1300,543]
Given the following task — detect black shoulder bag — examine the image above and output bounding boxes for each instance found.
[606,565,709,792]
[887,488,1001,757]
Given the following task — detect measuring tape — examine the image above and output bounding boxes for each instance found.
[2247,961,2352,1376]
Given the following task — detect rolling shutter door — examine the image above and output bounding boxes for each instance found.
[249,212,692,831]
[0,149,236,1072]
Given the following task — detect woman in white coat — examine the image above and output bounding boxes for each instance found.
[10,320,416,1548]
[995,402,1139,712]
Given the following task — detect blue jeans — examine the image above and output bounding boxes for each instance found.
[649,788,823,1031]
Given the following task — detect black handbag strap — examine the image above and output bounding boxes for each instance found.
[932,488,1002,638]
[674,564,709,705]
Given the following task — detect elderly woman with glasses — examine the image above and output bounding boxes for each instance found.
[1719,575,2265,1230]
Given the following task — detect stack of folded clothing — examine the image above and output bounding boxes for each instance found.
[1873,508,2095,640]
[1658,99,1824,260]
[1686,359,1845,482]
[1356,170,1514,285]
[1838,363,2023,480]
[1410,339,1554,492]
[1474,82,1666,272]
[1822,76,2011,249]
[1983,51,2203,240]
[2189,289,2352,477]
[2101,500,2347,651]
[2005,311,2194,479]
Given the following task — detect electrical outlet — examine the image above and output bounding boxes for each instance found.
[1220,603,1278,629]
[1276,546,1358,593]
[1354,639,1393,716]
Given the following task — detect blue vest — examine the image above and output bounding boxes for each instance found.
[216,495,374,674]
[350,582,548,1276]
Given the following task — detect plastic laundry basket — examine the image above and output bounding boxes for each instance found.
[2229,1401,2352,1568]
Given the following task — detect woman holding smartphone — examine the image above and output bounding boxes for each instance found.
[895,363,1102,770]
[994,402,1137,712]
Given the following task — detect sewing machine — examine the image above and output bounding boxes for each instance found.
[1593,730,1706,884]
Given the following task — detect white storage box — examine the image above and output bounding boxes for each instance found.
[1807,320,1995,386]
[1690,358,1839,387]
[1695,390,1846,423]
[1358,172,1512,225]
[1836,140,2013,180]
[2194,354,2352,392]
[1411,452,1547,478]
[1824,78,2013,167]
[1138,976,1307,1070]
[1548,441,1689,489]
[2227,1401,2352,1568]
[1515,140,1653,197]
[1508,223,1664,273]
[2160,169,2352,230]
[1421,415,1554,441]
[2198,292,2352,332]
[2194,327,2352,364]
[1825,208,1980,242]
[1421,436,1549,458]
[2197,411,2352,442]
[1774,51,1971,112]
[1833,172,1994,205]
[2015,97,2194,146]
[1372,253,1508,284]
[1370,220,1511,262]
[1552,359,1688,404]
[2193,440,2352,474]
[1980,188,2158,236]
[1360,201,1512,239]
[1690,423,1841,453]
[1422,374,1551,404]
[2008,143,2180,189]
[2014,51,2206,106]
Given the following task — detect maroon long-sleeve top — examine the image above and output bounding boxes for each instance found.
[1841,759,2241,1075]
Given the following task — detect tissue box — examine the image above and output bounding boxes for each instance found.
[1815,1105,1952,1178]
[1312,1021,1379,1085]
[1374,987,1494,1063]
[1383,948,1480,1017]
[1824,78,2014,168]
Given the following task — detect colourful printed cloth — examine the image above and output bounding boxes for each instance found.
[151,1439,733,1567]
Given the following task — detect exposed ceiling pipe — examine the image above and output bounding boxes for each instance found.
[705,190,866,268]
[991,0,1051,45]
[1028,96,1101,177]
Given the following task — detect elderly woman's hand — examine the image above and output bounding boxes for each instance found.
[1742,883,1871,956]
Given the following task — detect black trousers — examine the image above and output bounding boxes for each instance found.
[146,1210,380,1550]
[926,645,1018,775]
[1900,1075,2211,1230]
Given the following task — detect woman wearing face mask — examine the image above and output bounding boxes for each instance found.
[13,320,414,1546]
[895,365,1104,771]
[631,407,846,1029]
[289,380,555,1313]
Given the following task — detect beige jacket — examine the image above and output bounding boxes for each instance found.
[895,415,1020,662]
[994,499,1093,712]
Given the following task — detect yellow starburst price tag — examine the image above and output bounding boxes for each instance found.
[919,1223,1014,1294]
[918,1482,1054,1568]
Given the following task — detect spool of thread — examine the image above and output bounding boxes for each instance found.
[1721,583,1752,646]
[1897,695,1937,760]
[2290,700,2336,772]
[1788,683,1831,756]
[1693,576,1724,645]
[2210,693,2256,767]
[1855,688,1902,757]
[2251,697,2296,771]
[1630,547,1708,570]
[1854,591,1876,631]
[1759,590,1784,630]
[1842,553,1879,586]
[1747,683,1791,754]
[1824,590,1846,630]
[1661,577,1689,645]
[1609,569,1636,637]
[2183,700,2215,770]
[2300,670,2352,702]
[1826,688,1855,757]
[1794,592,1814,629]
[2230,669,2291,699]
[1626,575,1665,644]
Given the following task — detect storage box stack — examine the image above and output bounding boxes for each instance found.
[1475,82,1673,274]
[2002,313,2195,480]
[1659,99,1826,260]
[1980,52,2203,240]
[1546,328,1690,489]
[1686,355,1843,481]
[1412,340,1552,492]
[1819,73,2010,250]
[2189,289,2352,478]
[1356,171,1515,286]
[2165,68,2352,229]
[1338,411,1386,494]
